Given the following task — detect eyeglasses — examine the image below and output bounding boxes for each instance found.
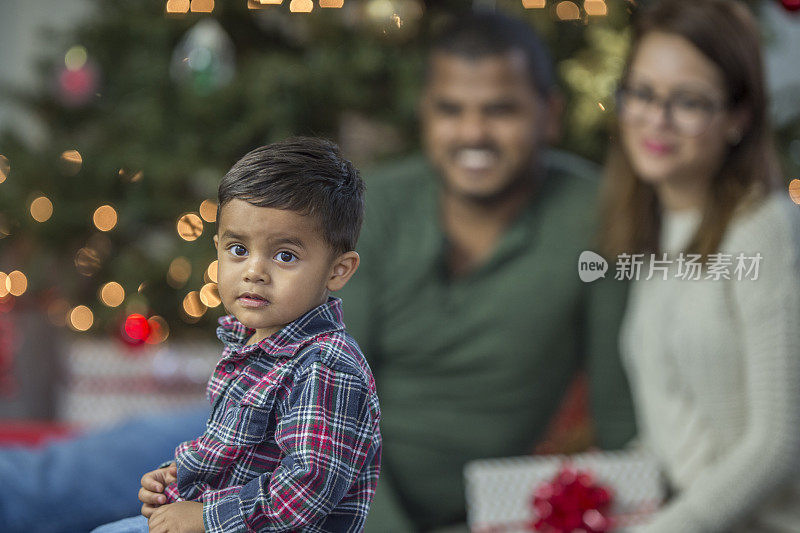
[616,83,727,137]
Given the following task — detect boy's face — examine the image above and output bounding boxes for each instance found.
[214,199,345,344]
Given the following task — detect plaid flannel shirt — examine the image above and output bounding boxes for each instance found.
[163,297,382,532]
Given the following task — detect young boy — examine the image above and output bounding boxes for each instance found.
[95,138,381,533]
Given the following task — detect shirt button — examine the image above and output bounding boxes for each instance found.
[224,362,235,373]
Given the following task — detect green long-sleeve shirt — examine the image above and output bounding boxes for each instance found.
[337,151,635,531]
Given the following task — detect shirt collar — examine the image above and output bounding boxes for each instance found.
[216,296,345,359]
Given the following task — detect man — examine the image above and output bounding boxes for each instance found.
[342,12,634,531]
[0,11,634,533]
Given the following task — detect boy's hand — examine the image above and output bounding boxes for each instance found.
[139,463,177,518]
[148,501,205,533]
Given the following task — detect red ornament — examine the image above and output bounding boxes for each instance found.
[781,0,800,12]
[530,464,614,532]
[57,63,99,107]
[122,313,151,345]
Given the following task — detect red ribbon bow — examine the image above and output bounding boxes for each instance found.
[530,464,614,533]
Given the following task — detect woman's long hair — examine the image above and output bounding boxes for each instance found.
[598,0,780,259]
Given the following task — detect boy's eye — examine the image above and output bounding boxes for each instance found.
[228,244,248,257]
[274,251,297,264]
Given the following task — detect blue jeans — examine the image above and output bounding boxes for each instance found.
[91,515,149,533]
[0,405,208,533]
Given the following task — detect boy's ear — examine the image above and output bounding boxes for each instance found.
[213,234,219,250]
[327,251,360,292]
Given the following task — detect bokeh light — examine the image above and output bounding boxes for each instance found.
[789,179,800,205]
[59,150,83,176]
[207,260,218,283]
[93,205,118,232]
[183,291,207,318]
[30,196,54,222]
[47,299,70,327]
[69,305,94,331]
[190,0,214,12]
[290,0,313,12]
[177,213,203,241]
[146,316,170,344]
[100,281,125,307]
[584,0,607,16]
[124,313,151,342]
[166,0,190,13]
[65,46,88,71]
[320,0,344,6]
[200,283,221,307]
[0,272,8,298]
[199,199,217,223]
[7,270,27,296]
[167,257,192,288]
[522,0,546,7]
[75,247,102,276]
[0,155,8,184]
[556,1,581,20]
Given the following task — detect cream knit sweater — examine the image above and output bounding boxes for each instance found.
[620,192,800,533]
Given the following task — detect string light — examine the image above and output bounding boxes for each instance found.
[59,150,83,176]
[584,0,607,16]
[290,0,313,12]
[598,102,606,111]
[199,199,217,223]
[167,257,192,288]
[7,270,27,296]
[30,196,54,222]
[789,179,800,205]
[320,0,344,6]
[100,281,125,307]
[177,213,203,241]
[93,205,118,232]
[200,283,221,307]
[522,0,546,7]
[0,272,8,298]
[146,316,170,344]
[64,46,88,71]
[69,305,94,331]
[75,247,102,277]
[0,155,8,184]
[556,1,581,19]
[207,260,218,283]
[190,0,214,12]
[183,291,207,318]
[166,0,190,13]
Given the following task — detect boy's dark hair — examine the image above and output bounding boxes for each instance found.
[428,10,556,98]
[217,137,365,255]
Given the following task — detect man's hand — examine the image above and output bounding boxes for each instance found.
[148,501,205,533]
[139,463,178,518]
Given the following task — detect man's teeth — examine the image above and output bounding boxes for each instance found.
[455,149,496,169]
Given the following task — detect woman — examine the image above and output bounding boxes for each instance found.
[600,0,800,531]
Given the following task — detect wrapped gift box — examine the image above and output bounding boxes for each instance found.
[465,450,665,532]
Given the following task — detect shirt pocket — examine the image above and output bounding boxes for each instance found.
[209,393,277,448]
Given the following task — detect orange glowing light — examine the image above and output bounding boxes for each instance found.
[100,281,125,307]
[59,150,83,176]
[584,0,607,16]
[556,1,581,19]
[166,0,190,13]
[0,272,8,298]
[30,196,54,222]
[0,155,8,184]
[190,0,214,12]
[200,283,221,307]
[93,205,118,232]
[146,316,170,344]
[522,0,546,7]
[290,0,313,12]
[199,199,217,223]
[177,213,203,241]
[7,270,27,296]
[167,257,192,288]
[789,179,800,205]
[183,291,207,318]
[320,0,344,6]
[207,260,218,283]
[69,305,94,331]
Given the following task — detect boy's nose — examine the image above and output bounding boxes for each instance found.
[243,261,270,284]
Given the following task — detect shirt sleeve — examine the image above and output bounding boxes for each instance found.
[201,361,377,533]
[635,201,800,533]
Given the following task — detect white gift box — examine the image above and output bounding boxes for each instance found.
[465,450,665,532]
